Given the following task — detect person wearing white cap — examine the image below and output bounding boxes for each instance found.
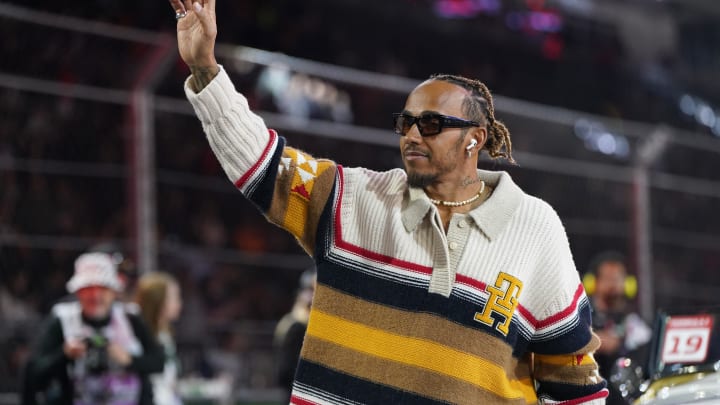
[21,252,165,405]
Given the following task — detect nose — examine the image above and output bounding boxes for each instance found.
[403,123,423,143]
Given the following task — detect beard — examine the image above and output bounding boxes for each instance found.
[407,171,438,188]
[405,153,459,188]
[403,138,464,188]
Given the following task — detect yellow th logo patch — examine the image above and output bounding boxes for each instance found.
[474,272,523,336]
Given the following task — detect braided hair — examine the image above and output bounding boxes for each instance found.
[430,73,516,164]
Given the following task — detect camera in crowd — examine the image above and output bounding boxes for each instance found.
[84,334,109,375]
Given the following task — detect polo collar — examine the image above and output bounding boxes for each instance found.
[401,170,523,241]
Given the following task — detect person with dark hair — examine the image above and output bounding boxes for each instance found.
[166,0,607,402]
[583,252,651,404]
[21,252,164,405]
[273,268,316,396]
[135,271,184,405]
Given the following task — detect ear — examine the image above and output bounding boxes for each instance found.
[473,127,488,150]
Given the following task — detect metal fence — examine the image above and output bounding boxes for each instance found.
[1,3,719,402]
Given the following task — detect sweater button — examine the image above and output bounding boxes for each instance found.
[458,220,467,228]
[449,241,459,250]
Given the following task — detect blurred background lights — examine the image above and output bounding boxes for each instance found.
[433,0,501,18]
[574,118,630,158]
[678,94,696,115]
[677,93,719,133]
[505,10,564,32]
[695,103,716,128]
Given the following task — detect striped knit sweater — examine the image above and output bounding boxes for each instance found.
[185,67,608,405]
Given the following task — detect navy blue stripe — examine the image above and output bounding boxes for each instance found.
[313,168,341,262]
[313,254,531,356]
[536,380,607,402]
[295,360,451,405]
[528,301,594,355]
[244,136,286,212]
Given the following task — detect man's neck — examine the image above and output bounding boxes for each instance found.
[424,174,484,203]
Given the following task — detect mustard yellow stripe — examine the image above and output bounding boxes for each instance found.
[535,353,595,366]
[307,309,537,402]
[284,193,308,240]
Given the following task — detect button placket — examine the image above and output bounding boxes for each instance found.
[428,210,452,296]
[446,214,471,285]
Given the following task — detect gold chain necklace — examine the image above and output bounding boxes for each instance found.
[429,181,485,207]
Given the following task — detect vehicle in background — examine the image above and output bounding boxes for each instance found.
[610,308,720,404]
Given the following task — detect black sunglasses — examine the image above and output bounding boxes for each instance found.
[392,112,480,137]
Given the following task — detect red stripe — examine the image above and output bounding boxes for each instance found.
[332,166,432,275]
[518,283,585,329]
[290,395,320,405]
[455,273,488,291]
[234,129,278,189]
[552,388,609,405]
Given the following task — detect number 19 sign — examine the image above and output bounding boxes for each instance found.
[661,315,713,364]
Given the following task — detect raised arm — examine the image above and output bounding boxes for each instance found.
[169,0,219,92]
[167,0,339,256]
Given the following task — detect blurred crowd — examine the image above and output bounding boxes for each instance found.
[2,0,720,400]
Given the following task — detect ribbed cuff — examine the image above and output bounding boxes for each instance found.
[184,65,240,125]
[182,65,273,185]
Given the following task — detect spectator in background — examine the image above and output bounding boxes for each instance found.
[135,271,184,405]
[273,268,316,396]
[0,271,40,392]
[583,251,652,404]
[0,271,41,327]
[21,252,164,405]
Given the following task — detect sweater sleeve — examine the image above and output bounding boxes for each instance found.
[185,66,272,184]
[527,207,608,404]
[185,67,338,254]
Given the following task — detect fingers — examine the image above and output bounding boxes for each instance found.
[182,0,193,13]
[192,1,216,33]
[192,2,206,26]
[168,0,186,14]
[206,0,216,14]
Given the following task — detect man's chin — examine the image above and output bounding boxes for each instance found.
[407,171,437,188]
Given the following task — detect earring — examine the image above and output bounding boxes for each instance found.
[466,139,477,158]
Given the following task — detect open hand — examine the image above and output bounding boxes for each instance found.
[168,0,219,83]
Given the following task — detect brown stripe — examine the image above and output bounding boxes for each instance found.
[532,361,602,386]
[299,159,336,252]
[532,334,601,384]
[267,151,293,230]
[575,333,601,354]
[302,335,533,405]
[312,284,532,379]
